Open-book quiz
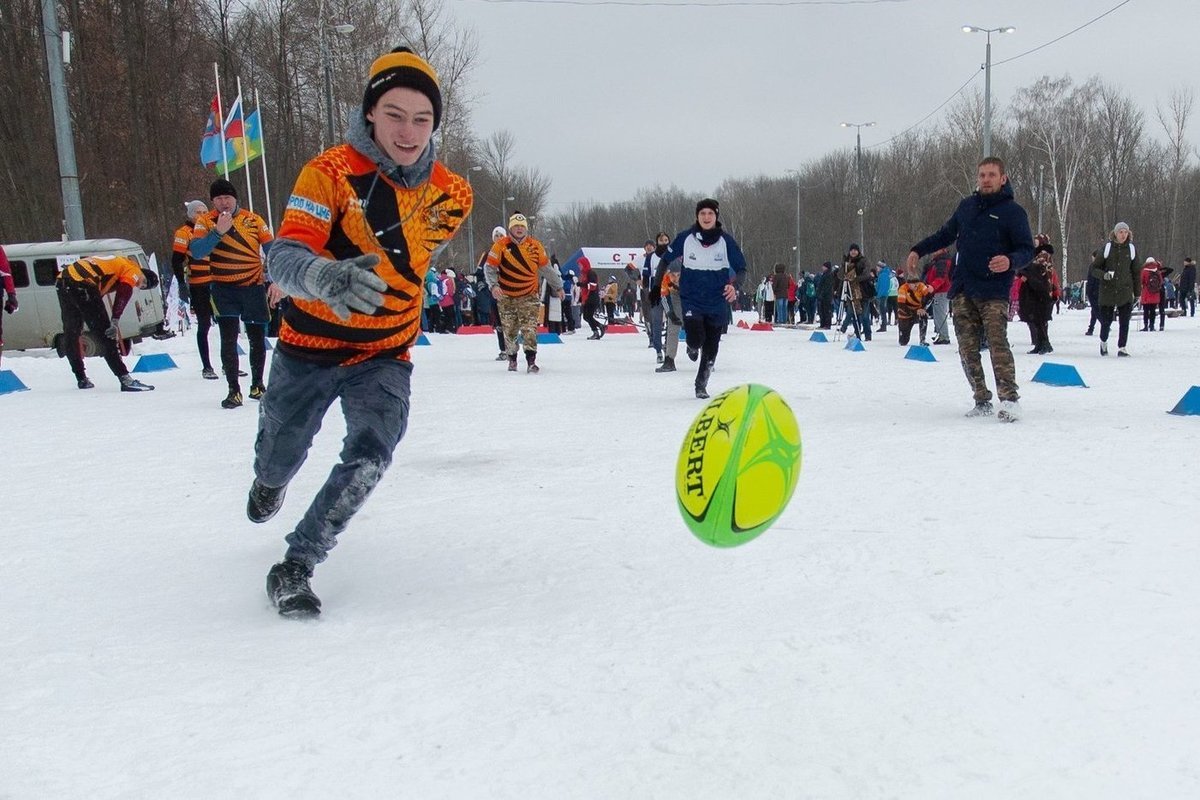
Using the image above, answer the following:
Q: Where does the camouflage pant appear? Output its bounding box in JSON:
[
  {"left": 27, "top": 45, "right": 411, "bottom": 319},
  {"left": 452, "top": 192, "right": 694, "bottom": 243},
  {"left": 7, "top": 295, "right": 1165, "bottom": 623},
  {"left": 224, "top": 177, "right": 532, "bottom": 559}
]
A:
[
  {"left": 951, "top": 296, "right": 1018, "bottom": 404},
  {"left": 498, "top": 294, "right": 543, "bottom": 356},
  {"left": 662, "top": 293, "right": 682, "bottom": 359}
]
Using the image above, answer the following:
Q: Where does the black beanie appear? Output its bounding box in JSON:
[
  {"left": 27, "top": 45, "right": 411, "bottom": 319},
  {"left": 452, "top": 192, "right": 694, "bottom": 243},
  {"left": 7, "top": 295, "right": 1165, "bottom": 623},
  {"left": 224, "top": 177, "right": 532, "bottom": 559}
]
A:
[
  {"left": 210, "top": 178, "right": 238, "bottom": 200},
  {"left": 848, "top": 243, "right": 860, "bottom": 253},
  {"left": 695, "top": 198, "right": 720, "bottom": 217},
  {"left": 362, "top": 47, "right": 442, "bottom": 131},
  {"left": 141, "top": 269, "right": 160, "bottom": 290}
]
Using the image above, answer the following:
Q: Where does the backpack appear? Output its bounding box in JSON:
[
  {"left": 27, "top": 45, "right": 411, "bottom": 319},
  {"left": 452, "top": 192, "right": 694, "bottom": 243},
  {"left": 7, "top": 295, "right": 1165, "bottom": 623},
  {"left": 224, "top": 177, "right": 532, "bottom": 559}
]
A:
[
  {"left": 1146, "top": 269, "right": 1162, "bottom": 294},
  {"left": 1102, "top": 241, "right": 1136, "bottom": 264}
]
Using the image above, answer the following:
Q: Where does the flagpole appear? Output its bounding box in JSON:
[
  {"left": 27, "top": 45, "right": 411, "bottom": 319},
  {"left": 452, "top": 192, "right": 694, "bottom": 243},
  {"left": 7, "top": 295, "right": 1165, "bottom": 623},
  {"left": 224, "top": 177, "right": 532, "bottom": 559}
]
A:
[
  {"left": 255, "top": 87, "right": 275, "bottom": 232},
  {"left": 214, "top": 62, "right": 229, "bottom": 179},
  {"left": 236, "top": 76, "right": 255, "bottom": 213}
]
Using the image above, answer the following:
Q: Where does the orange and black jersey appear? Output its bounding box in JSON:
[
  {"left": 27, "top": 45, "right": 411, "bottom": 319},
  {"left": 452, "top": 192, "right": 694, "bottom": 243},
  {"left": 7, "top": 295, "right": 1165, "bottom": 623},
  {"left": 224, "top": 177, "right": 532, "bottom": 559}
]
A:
[
  {"left": 58, "top": 255, "right": 143, "bottom": 295},
  {"left": 272, "top": 144, "right": 472, "bottom": 366},
  {"left": 191, "top": 208, "right": 273, "bottom": 286},
  {"left": 173, "top": 222, "right": 211, "bottom": 285},
  {"left": 485, "top": 236, "right": 551, "bottom": 298}
]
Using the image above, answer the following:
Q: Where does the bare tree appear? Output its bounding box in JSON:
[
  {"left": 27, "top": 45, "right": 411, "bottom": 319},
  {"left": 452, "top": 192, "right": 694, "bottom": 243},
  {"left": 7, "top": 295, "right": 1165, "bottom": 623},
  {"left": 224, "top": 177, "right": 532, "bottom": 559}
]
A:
[
  {"left": 1156, "top": 87, "right": 1195, "bottom": 265},
  {"left": 1011, "top": 75, "right": 1100, "bottom": 284}
]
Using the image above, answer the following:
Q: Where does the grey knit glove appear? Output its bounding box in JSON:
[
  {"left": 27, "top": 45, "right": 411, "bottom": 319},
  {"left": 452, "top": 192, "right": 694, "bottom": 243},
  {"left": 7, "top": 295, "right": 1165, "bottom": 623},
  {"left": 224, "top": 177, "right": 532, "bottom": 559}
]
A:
[{"left": 302, "top": 254, "right": 388, "bottom": 320}]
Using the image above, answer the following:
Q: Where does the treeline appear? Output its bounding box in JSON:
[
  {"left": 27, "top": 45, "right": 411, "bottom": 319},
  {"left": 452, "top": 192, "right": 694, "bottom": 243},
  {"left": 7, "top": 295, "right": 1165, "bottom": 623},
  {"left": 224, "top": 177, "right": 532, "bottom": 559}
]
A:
[
  {"left": 2, "top": 1, "right": 1196, "bottom": 286},
  {"left": 0, "top": 0, "right": 549, "bottom": 268},
  {"left": 548, "top": 77, "right": 1199, "bottom": 286}
]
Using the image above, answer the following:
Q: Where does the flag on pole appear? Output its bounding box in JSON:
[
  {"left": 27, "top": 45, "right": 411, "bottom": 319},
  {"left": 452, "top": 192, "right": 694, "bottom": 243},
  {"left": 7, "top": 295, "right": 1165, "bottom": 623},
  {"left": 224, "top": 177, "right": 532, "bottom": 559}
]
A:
[
  {"left": 199, "top": 96, "right": 223, "bottom": 167},
  {"left": 223, "top": 94, "right": 245, "bottom": 141},
  {"left": 221, "top": 109, "right": 264, "bottom": 172}
]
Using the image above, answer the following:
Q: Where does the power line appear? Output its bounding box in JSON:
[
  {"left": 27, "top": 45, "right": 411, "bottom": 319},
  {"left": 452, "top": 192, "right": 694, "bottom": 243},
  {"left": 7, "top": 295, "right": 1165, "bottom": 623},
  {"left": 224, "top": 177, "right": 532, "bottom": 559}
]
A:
[
  {"left": 993, "top": 0, "right": 1137, "bottom": 67},
  {"left": 867, "top": 0, "right": 1137, "bottom": 149},
  {"left": 866, "top": 70, "right": 981, "bottom": 149}
]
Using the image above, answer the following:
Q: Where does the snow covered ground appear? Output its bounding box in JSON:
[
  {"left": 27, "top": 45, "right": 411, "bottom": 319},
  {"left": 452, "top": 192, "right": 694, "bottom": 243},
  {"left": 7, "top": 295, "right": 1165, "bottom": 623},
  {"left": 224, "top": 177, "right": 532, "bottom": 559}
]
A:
[{"left": 3, "top": 309, "right": 1199, "bottom": 798}]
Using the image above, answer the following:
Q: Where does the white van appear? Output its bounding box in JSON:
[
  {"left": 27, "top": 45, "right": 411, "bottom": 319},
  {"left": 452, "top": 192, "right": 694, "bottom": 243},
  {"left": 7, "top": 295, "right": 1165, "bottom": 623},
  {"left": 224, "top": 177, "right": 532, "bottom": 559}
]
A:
[{"left": 3, "top": 238, "right": 165, "bottom": 355}]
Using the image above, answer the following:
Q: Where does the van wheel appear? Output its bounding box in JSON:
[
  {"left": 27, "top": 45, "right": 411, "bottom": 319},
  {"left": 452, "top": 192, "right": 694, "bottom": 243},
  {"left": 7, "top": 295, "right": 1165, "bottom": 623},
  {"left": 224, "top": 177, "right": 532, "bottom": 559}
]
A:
[{"left": 80, "top": 332, "right": 105, "bottom": 358}]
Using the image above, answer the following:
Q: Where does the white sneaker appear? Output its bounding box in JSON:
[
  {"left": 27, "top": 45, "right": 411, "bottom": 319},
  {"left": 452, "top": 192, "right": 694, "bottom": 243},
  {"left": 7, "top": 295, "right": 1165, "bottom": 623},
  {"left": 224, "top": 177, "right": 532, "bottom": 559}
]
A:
[{"left": 997, "top": 400, "right": 1021, "bottom": 423}]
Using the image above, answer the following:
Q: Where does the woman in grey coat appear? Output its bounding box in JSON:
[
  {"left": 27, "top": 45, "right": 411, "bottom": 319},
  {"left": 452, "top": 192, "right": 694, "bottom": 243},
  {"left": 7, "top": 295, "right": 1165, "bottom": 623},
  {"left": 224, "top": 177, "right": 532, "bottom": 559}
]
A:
[{"left": 1088, "top": 222, "right": 1141, "bottom": 357}]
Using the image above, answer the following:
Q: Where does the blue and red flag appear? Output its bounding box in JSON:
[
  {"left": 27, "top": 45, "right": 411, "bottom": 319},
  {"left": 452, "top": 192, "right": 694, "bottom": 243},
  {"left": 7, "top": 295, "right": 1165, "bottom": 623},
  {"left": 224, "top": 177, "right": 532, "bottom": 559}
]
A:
[{"left": 199, "top": 96, "right": 223, "bottom": 167}]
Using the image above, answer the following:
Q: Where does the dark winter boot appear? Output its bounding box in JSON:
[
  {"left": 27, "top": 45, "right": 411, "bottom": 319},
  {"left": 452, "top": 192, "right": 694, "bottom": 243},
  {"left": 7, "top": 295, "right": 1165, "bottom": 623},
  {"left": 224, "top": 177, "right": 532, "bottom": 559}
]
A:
[
  {"left": 695, "top": 361, "right": 712, "bottom": 400},
  {"left": 655, "top": 357, "right": 676, "bottom": 373},
  {"left": 247, "top": 479, "right": 288, "bottom": 524},
  {"left": 526, "top": 351, "right": 539, "bottom": 374},
  {"left": 77, "top": 377, "right": 95, "bottom": 389},
  {"left": 222, "top": 388, "right": 243, "bottom": 408},
  {"left": 507, "top": 354, "right": 518, "bottom": 372},
  {"left": 266, "top": 559, "right": 321, "bottom": 618}
]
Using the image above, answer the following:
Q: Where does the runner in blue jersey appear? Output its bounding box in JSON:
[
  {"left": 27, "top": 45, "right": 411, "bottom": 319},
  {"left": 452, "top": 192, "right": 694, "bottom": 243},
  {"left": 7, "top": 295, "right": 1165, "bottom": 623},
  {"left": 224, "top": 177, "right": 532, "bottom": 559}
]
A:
[{"left": 659, "top": 198, "right": 747, "bottom": 399}]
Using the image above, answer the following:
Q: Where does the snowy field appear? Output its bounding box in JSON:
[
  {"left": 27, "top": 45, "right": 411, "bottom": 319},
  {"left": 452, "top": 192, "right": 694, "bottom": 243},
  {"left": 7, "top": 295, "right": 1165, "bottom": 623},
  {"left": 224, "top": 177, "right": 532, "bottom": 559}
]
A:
[{"left": 3, "top": 308, "right": 1199, "bottom": 798}]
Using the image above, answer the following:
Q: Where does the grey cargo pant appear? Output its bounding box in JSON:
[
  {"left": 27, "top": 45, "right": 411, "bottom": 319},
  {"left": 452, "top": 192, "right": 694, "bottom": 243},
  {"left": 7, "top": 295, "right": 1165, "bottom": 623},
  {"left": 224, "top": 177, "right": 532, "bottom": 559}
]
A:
[{"left": 254, "top": 349, "right": 413, "bottom": 569}]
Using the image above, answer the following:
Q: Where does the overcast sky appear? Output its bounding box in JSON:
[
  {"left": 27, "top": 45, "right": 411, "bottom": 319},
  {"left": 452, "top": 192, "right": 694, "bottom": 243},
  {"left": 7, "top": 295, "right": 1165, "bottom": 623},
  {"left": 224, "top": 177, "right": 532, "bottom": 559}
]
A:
[{"left": 451, "top": 0, "right": 1194, "bottom": 213}]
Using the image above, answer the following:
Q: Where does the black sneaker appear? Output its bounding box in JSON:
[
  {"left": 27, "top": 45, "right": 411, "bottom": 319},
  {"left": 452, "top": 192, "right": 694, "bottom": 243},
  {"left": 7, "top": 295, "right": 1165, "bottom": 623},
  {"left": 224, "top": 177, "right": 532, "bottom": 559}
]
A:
[
  {"left": 201, "top": 367, "right": 219, "bottom": 380},
  {"left": 77, "top": 378, "right": 95, "bottom": 389},
  {"left": 222, "top": 389, "right": 243, "bottom": 409},
  {"left": 266, "top": 559, "right": 321, "bottom": 618},
  {"left": 598, "top": 324, "right": 607, "bottom": 339},
  {"left": 686, "top": 346, "right": 699, "bottom": 362},
  {"left": 655, "top": 357, "right": 676, "bottom": 373},
  {"left": 247, "top": 479, "right": 288, "bottom": 523},
  {"left": 119, "top": 376, "right": 155, "bottom": 392},
  {"left": 248, "top": 384, "right": 266, "bottom": 400}
]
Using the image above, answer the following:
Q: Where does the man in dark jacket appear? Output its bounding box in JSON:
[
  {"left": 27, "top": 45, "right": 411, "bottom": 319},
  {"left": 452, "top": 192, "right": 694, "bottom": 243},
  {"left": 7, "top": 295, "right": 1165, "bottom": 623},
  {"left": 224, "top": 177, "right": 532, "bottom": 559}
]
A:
[
  {"left": 816, "top": 262, "right": 835, "bottom": 329},
  {"left": 905, "top": 157, "right": 1034, "bottom": 422},
  {"left": 1178, "top": 257, "right": 1196, "bottom": 317}
]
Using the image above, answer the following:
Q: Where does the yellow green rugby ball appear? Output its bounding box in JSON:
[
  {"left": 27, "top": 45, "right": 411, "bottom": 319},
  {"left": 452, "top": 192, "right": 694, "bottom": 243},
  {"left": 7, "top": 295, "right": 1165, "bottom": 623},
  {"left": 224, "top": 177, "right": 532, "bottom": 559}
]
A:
[{"left": 676, "top": 383, "right": 803, "bottom": 548}]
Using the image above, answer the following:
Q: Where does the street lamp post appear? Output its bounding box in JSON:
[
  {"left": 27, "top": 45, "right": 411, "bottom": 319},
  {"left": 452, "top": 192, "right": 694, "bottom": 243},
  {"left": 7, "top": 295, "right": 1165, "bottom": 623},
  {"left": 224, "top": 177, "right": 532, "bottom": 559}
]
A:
[
  {"left": 501, "top": 195, "right": 515, "bottom": 227},
  {"left": 466, "top": 165, "right": 483, "bottom": 262},
  {"left": 840, "top": 121, "right": 875, "bottom": 254},
  {"left": 318, "top": 1, "right": 355, "bottom": 148},
  {"left": 962, "top": 25, "right": 1015, "bottom": 158},
  {"left": 1036, "top": 163, "right": 1045, "bottom": 233},
  {"left": 785, "top": 169, "right": 802, "bottom": 275}
]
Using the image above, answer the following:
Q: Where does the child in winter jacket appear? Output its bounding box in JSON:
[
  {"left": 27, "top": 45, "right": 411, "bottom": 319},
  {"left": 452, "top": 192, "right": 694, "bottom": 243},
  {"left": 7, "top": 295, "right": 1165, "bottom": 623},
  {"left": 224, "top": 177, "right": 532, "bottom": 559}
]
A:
[
  {"left": 895, "top": 273, "right": 932, "bottom": 346},
  {"left": 1140, "top": 258, "right": 1163, "bottom": 331}
]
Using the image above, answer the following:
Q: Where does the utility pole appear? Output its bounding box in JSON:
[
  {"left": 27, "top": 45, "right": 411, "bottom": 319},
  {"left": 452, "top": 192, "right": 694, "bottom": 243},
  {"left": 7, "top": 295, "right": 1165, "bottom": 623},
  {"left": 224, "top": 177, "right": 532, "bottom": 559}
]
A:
[
  {"left": 841, "top": 122, "right": 875, "bottom": 254},
  {"left": 41, "top": 0, "right": 85, "bottom": 240},
  {"left": 1036, "top": 164, "right": 1045, "bottom": 233},
  {"left": 962, "top": 25, "right": 1016, "bottom": 159}
]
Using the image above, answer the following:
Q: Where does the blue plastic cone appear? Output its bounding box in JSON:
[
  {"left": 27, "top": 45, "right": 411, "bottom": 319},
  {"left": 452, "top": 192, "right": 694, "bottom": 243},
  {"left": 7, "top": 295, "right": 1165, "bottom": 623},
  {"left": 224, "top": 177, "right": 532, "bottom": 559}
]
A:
[
  {"left": 905, "top": 345, "right": 936, "bottom": 362},
  {"left": 1031, "top": 362, "right": 1087, "bottom": 388},
  {"left": 844, "top": 337, "right": 866, "bottom": 352},
  {"left": 1168, "top": 385, "right": 1200, "bottom": 416},
  {"left": 809, "top": 331, "right": 828, "bottom": 343},
  {"left": 536, "top": 332, "right": 562, "bottom": 344},
  {"left": 415, "top": 333, "right": 431, "bottom": 346},
  {"left": 132, "top": 353, "right": 179, "bottom": 373},
  {"left": 0, "top": 370, "right": 30, "bottom": 394}
]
